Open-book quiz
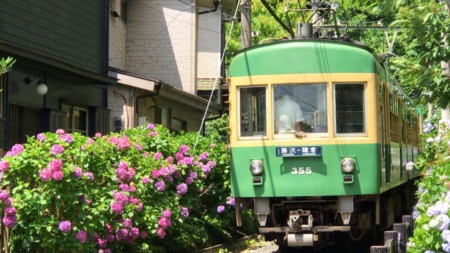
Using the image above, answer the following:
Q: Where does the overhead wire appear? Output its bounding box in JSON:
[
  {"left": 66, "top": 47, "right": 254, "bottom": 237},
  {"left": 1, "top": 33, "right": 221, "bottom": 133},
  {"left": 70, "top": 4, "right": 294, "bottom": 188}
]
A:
[{"left": 193, "top": 0, "right": 242, "bottom": 150}]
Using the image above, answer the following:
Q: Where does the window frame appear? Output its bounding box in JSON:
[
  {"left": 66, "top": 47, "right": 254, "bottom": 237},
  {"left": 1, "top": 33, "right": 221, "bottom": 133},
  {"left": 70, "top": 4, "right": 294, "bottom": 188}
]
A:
[
  {"left": 61, "top": 103, "right": 89, "bottom": 136},
  {"left": 333, "top": 83, "right": 367, "bottom": 136},
  {"left": 238, "top": 85, "right": 268, "bottom": 139}
]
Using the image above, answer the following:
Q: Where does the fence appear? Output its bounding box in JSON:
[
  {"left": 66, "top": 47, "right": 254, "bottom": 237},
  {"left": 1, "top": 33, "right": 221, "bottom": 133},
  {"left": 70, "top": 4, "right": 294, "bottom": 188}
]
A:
[{"left": 370, "top": 215, "right": 414, "bottom": 253}]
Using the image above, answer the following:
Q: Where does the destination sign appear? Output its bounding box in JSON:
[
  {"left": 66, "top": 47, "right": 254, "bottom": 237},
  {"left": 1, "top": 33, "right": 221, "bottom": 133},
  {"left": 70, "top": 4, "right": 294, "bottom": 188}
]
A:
[{"left": 275, "top": 146, "right": 322, "bottom": 157}]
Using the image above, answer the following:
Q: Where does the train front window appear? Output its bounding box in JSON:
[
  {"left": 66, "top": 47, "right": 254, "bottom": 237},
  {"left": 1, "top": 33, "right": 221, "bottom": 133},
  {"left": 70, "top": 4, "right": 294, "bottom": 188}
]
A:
[
  {"left": 273, "top": 84, "right": 327, "bottom": 136},
  {"left": 239, "top": 87, "right": 267, "bottom": 137},
  {"left": 334, "top": 84, "right": 365, "bottom": 134}
]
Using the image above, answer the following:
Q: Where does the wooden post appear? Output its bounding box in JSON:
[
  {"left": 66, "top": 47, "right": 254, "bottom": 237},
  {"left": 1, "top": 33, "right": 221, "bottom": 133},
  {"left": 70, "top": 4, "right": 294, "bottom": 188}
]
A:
[
  {"left": 402, "top": 215, "right": 414, "bottom": 237},
  {"left": 240, "top": 0, "right": 251, "bottom": 49},
  {"left": 394, "top": 223, "right": 407, "bottom": 253},
  {"left": 370, "top": 246, "right": 389, "bottom": 253},
  {"left": 384, "top": 231, "right": 399, "bottom": 253}
]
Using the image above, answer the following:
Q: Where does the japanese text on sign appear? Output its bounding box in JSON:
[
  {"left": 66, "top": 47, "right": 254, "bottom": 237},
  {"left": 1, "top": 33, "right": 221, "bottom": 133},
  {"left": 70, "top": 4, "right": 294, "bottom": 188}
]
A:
[{"left": 275, "top": 146, "right": 322, "bottom": 157}]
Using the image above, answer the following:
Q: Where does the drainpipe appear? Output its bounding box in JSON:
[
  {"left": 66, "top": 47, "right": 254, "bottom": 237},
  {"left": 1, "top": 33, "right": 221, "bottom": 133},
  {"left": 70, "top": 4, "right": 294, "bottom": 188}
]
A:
[{"left": 135, "top": 83, "right": 163, "bottom": 116}]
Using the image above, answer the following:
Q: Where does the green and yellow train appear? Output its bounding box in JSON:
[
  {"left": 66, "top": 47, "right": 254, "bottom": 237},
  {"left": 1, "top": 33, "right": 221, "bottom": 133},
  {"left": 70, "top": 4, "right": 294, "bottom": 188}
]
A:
[{"left": 228, "top": 27, "right": 421, "bottom": 250}]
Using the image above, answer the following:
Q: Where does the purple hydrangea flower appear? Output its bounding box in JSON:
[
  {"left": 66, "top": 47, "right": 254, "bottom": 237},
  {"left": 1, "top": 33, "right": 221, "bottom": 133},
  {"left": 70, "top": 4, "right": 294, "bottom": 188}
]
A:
[
  {"left": 227, "top": 197, "right": 236, "bottom": 206},
  {"left": 130, "top": 227, "right": 140, "bottom": 238},
  {"left": 176, "top": 183, "right": 188, "bottom": 195},
  {"left": 37, "top": 133, "right": 46, "bottom": 141},
  {"left": 147, "top": 123, "right": 155, "bottom": 130},
  {"left": 217, "top": 205, "right": 225, "bottom": 213},
  {"left": 0, "top": 191, "right": 9, "bottom": 201},
  {"left": 72, "top": 166, "right": 83, "bottom": 178},
  {"left": 3, "top": 215, "right": 17, "bottom": 228},
  {"left": 59, "top": 220, "right": 72, "bottom": 233},
  {"left": 185, "top": 177, "right": 194, "bottom": 185},
  {"left": 163, "top": 209, "right": 172, "bottom": 218},
  {"left": 155, "top": 180, "right": 165, "bottom": 191},
  {"left": 181, "top": 207, "right": 189, "bottom": 218},
  {"left": 140, "top": 231, "right": 149, "bottom": 238},
  {"left": 84, "top": 172, "right": 94, "bottom": 181}
]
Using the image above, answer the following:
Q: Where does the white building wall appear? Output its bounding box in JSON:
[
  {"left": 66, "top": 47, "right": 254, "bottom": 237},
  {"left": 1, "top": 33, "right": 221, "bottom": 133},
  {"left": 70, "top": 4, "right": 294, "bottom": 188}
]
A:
[
  {"left": 197, "top": 12, "right": 221, "bottom": 80},
  {"left": 126, "top": 0, "right": 197, "bottom": 94}
]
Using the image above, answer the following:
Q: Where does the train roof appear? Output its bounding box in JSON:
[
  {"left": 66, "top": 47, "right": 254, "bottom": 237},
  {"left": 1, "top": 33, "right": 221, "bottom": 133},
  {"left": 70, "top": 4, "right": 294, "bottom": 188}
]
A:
[{"left": 229, "top": 39, "right": 378, "bottom": 77}]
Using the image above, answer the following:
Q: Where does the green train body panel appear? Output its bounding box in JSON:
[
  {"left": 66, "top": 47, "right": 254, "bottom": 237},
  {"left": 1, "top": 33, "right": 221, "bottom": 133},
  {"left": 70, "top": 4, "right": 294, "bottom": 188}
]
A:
[
  {"left": 231, "top": 144, "right": 382, "bottom": 197},
  {"left": 229, "top": 40, "right": 376, "bottom": 77}
]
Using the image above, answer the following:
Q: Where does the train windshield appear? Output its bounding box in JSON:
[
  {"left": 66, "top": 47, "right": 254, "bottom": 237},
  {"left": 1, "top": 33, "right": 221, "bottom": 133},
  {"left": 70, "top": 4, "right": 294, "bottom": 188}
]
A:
[
  {"left": 273, "top": 84, "right": 327, "bottom": 136},
  {"left": 334, "top": 84, "right": 365, "bottom": 134}
]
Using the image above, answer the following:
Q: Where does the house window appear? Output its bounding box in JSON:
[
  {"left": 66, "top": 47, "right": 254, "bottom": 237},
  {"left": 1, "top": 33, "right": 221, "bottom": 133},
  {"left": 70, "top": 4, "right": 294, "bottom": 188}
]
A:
[
  {"left": 172, "top": 118, "right": 187, "bottom": 132},
  {"left": 62, "top": 104, "right": 89, "bottom": 135}
]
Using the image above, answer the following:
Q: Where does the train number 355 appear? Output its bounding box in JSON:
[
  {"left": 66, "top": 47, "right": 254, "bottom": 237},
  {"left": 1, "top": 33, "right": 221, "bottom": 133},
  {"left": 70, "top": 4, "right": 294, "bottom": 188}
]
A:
[{"left": 291, "top": 167, "right": 312, "bottom": 175}]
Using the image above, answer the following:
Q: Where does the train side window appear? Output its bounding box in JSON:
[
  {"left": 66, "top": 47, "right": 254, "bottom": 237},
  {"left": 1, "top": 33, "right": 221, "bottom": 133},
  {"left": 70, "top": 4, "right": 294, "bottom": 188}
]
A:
[
  {"left": 334, "top": 84, "right": 365, "bottom": 134},
  {"left": 273, "top": 84, "right": 328, "bottom": 136},
  {"left": 239, "top": 87, "right": 267, "bottom": 137}
]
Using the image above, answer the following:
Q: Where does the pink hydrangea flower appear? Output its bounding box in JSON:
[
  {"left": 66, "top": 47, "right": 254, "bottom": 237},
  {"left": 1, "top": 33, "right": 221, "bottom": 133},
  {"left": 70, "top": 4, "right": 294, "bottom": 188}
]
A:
[
  {"left": 84, "top": 172, "right": 94, "bottom": 181},
  {"left": 153, "top": 152, "right": 163, "bottom": 161},
  {"left": 217, "top": 205, "right": 225, "bottom": 213},
  {"left": 179, "top": 145, "right": 189, "bottom": 154},
  {"left": 49, "top": 159, "right": 63, "bottom": 171},
  {"left": 6, "top": 144, "right": 24, "bottom": 157},
  {"left": 140, "top": 231, "right": 149, "bottom": 238},
  {"left": 142, "top": 152, "right": 149, "bottom": 157},
  {"left": 76, "top": 230, "right": 87, "bottom": 243},
  {"left": 156, "top": 227, "right": 166, "bottom": 239},
  {"left": 58, "top": 220, "right": 72, "bottom": 233},
  {"left": 147, "top": 123, "right": 155, "bottom": 130},
  {"left": 59, "top": 133, "right": 74, "bottom": 143},
  {"left": 123, "top": 218, "right": 132, "bottom": 228},
  {"left": 52, "top": 171, "right": 63, "bottom": 181},
  {"left": 56, "top": 129, "right": 65, "bottom": 134},
  {"left": 162, "top": 209, "right": 172, "bottom": 218},
  {"left": 142, "top": 177, "right": 150, "bottom": 184},
  {"left": 39, "top": 168, "right": 53, "bottom": 182},
  {"left": 110, "top": 203, "right": 124, "bottom": 214},
  {"left": 0, "top": 161, "right": 10, "bottom": 172}
]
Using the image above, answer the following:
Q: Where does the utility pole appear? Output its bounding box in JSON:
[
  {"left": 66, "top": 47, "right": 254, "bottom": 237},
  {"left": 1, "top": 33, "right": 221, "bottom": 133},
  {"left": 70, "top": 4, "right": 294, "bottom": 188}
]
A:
[{"left": 240, "top": 0, "right": 251, "bottom": 49}]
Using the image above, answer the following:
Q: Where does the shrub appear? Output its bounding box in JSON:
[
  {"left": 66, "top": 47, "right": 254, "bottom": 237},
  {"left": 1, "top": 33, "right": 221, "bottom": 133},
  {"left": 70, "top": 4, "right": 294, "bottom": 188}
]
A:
[
  {"left": 0, "top": 119, "right": 255, "bottom": 252},
  {"left": 408, "top": 117, "right": 450, "bottom": 253}
]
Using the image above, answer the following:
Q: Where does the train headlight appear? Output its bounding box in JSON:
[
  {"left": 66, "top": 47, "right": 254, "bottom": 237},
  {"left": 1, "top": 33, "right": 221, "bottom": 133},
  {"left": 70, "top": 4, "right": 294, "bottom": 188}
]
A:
[
  {"left": 250, "top": 160, "right": 264, "bottom": 175},
  {"left": 340, "top": 158, "right": 355, "bottom": 173}
]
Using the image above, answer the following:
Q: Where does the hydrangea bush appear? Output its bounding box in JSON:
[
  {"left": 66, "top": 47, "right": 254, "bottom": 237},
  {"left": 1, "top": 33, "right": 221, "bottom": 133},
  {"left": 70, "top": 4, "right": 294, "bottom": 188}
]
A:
[
  {"left": 408, "top": 117, "right": 450, "bottom": 253},
  {"left": 0, "top": 117, "right": 256, "bottom": 252}
]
